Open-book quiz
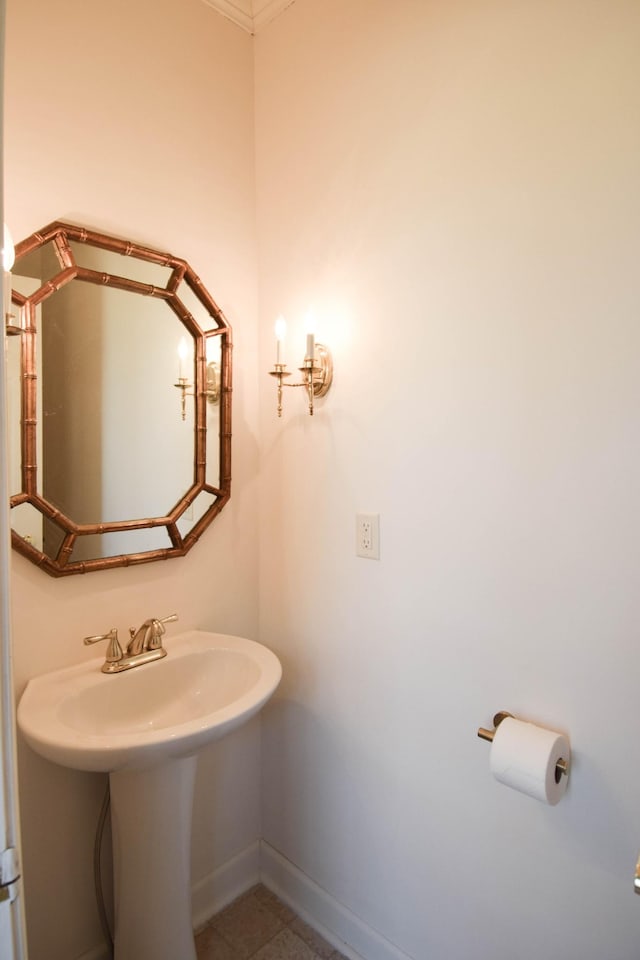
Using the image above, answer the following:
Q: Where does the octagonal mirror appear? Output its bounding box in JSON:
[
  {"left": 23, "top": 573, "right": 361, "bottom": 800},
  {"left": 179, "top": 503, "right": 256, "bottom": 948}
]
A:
[{"left": 7, "top": 221, "right": 232, "bottom": 576}]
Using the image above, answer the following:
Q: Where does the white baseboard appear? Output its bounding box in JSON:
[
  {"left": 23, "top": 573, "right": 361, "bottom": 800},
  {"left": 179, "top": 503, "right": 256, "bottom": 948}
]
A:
[
  {"left": 191, "top": 839, "right": 261, "bottom": 930},
  {"left": 78, "top": 839, "right": 412, "bottom": 960},
  {"left": 259, "top": 841, "right": 414, "bottom": 960}
]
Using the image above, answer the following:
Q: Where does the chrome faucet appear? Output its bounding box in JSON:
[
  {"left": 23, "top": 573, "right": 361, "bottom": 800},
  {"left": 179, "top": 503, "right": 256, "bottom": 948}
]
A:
[{"left": 84, "top": 614, "right": 178, "bottom": 674}]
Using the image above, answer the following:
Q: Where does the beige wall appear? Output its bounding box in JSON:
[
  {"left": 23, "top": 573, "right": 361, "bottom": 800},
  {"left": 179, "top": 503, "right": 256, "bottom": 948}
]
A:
[
  {"left": 255, "top": 1, "right": 640, "bottom": 958},
  {"left": 5, "top": 1, "right": 259, "bottom": 958}
]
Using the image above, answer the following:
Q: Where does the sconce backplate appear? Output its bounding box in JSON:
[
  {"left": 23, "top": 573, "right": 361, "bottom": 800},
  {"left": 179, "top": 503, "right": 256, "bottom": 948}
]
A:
[{"left": 312, "top": 343, "right": 333, "bottom": 397}]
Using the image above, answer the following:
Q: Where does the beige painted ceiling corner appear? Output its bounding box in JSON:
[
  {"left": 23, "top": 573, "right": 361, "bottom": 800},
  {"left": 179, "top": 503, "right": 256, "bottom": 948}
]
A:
[{"left": 201, "top": 0, "right": 296, "bottom": 34}]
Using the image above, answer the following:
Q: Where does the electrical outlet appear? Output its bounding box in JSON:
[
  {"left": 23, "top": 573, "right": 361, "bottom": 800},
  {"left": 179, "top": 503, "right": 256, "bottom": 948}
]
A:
[{"left": 356, "top": 513, "right": 380, "bottom": 560}]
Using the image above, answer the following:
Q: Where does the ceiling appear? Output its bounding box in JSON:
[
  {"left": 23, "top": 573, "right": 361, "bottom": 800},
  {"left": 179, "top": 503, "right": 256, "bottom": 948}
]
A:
[{"left": 201, "top": 0, "right": 296, "bottom": 34}]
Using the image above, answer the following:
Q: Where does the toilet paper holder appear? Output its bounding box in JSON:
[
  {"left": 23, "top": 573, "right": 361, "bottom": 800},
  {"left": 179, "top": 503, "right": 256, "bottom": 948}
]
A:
[{"left": 477, "top": 711, "right": 569, "bottom": 782}]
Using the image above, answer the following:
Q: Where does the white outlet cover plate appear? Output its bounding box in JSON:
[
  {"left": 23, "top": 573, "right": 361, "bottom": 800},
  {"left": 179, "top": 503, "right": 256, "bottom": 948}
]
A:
[{"left": 356, "top": 513, "right": 380, "bottom": 560}]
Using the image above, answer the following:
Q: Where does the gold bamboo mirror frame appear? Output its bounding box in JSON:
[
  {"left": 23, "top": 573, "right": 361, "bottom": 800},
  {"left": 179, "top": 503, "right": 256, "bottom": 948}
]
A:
[{"left": 7, "top": 221, "right": 232, "bottom": 577}]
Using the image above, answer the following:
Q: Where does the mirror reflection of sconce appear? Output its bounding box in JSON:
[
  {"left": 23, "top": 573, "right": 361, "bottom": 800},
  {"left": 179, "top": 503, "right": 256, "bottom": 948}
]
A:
[
  {"left": 269, "top": 314, "right": 333, "bottom": 417},
  {"left": 3, "top": 224, "right": 22, "bottom": 336},
  {"left": 174, "top": 337, "right": 221, "bottom": 421}
]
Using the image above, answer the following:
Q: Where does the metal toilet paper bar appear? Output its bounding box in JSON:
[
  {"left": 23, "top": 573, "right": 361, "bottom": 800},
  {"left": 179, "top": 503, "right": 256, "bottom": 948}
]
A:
[{"left": 477, "top": 711, "right": 569, "bottom": 784}]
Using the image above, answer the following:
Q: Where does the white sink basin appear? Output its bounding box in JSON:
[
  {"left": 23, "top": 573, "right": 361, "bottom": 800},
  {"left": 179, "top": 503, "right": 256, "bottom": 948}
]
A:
[
  {"left": 18, "top": 629, "right": 282, "bottom": 772},
  {"left": 18, "top": 629, "right": 282, "bottom": 960}
]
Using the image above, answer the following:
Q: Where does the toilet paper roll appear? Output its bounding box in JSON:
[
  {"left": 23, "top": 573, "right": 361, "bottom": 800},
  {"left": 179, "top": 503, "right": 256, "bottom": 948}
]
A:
[{"left": 489, "top": 717, "right": 570, "bottom": 805}]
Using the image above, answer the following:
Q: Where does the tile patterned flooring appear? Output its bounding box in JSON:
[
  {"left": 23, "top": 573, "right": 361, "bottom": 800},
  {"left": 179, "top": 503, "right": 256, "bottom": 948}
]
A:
[{"left": 195, "top": 885, "right": 349, "bottom": 960}]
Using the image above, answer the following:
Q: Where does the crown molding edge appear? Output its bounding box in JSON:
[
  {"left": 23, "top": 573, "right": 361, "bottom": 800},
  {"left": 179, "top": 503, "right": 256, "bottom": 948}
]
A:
[
  {"left": 200, "top": 0, "right": 254, "bottom": 34},
  {"left": 201, "top": 0, "right": 296, "bottom": 35},
  {"left": 252, "top": 0, "right": 297, "bottom": 32}
]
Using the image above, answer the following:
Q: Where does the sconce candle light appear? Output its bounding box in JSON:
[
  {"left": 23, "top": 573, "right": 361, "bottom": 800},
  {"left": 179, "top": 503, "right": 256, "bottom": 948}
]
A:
[
  {"left": 275, "top": 315, "right": 286, "bottom": 365},
  {"left": 174, "top": 337, "right": 192, "bottom": 421},
  {"left": 174, "top": 336, "right": 220, "bottom": 421},
  {"left": 305, "top": 312, "right": 315, "bottom": 363},
  {"left": 269, "top": 314, "right": 333, "bottom": 417}
]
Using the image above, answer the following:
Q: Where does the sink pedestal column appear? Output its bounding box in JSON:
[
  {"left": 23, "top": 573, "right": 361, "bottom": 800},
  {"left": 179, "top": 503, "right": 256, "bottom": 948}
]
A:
[{"left": 109, "top": 755, "right": 198, "bottom": 960}]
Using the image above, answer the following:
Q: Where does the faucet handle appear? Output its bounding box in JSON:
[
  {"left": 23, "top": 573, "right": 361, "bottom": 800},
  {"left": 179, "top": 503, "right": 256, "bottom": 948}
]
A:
[
  {"left": 158, "top": 614, "right": 178, "bottom": 627},
  {"left": 147, "top": 614, "right": 178, "bottom": 650},
  {"left": 83, "top": 627, "right": 123, "bottom": 663}
]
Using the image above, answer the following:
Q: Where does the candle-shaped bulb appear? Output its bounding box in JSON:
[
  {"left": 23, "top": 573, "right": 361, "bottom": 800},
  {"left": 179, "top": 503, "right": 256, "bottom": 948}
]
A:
[
  {"left": 275, "top": 315, "right": 286, "bottom": 364},
  {"left": 305, "top": 310, "right": 316, "bottom": 360},
  {"left": 178, "top": 336, "right": 189, "bottom": 379}
]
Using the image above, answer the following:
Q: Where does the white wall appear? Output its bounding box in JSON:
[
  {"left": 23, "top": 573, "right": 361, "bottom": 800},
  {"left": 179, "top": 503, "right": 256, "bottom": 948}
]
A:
[
  {"left": 255, "top": 2, "right": 640, "bottom": 958},
  {"left": 7, "top": 1, "right": 640, "bottom": 958},
  {"left": 5, "top": 1, "right": 260, "bottom": 957}
]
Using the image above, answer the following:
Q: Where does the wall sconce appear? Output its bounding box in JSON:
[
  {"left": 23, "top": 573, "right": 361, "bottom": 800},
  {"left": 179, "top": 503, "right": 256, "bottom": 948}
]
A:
[
  {"left": 2, "top": 224, "right": 21, "bottom": 336},
  {"left": 269, "top": 315, "right": 333, "bottom": 417},
  {"left": 174, "top": 336, "right": 220, "bottom": 420}
]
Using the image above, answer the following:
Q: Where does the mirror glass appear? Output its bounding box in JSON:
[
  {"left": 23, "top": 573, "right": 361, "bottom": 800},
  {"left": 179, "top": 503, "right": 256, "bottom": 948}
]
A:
[{"left": 8, "top": 221, "right": 232, "bottom": 576}]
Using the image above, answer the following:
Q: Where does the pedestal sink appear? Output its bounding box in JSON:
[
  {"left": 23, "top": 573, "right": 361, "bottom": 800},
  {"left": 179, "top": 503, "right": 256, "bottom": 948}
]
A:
[{"left": 17, "top": 630, "right": 282, "bottom": 960}]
